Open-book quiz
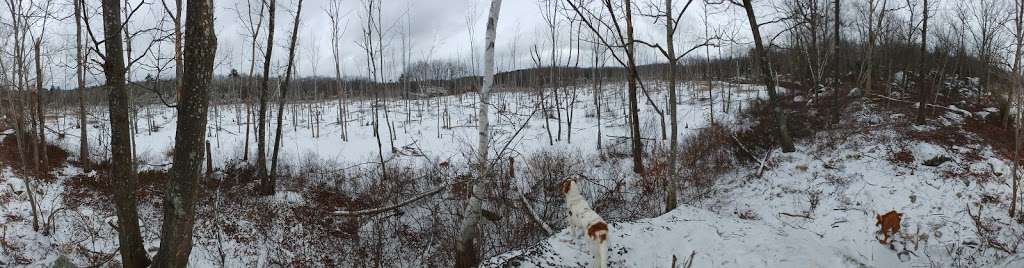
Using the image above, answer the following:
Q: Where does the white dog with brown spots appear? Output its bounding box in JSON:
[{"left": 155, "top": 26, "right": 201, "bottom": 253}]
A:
[{"left": 561, "top": 177, "right": 608, "bottom": 268}]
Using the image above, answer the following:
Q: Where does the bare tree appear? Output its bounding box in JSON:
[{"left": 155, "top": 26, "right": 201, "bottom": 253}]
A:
[
  {"left": 915, "top": 0, "right": 930, "bottom": 125},
  {"left": 456, "top": 1, "right": 502, "bottom": 266},
  {"left": 234, "top": 0, "right": 266, "bottom": 162},
  {"left": 860, "top": 0, "right": 892, "bottom": 95},
  {"left": 151, "top": 0, "right": 217, "bottom": 265},
  {"left": 565, "top": 0, "right": 647, "bottom": 173},
  {"left": 326, "top": 0, "right": 349, "bottom": 142},
  {"left": 75, "top": 0, "right": 89, "bottom": 171},
  {"left": 1010, "top": 0, "right": 1024, "bottom": 217},
  {"left": 736, "top": 0, "right": 796, "bottom": 152},
  {"left": 270, "top": 0, "right": 305, "bottom": 187},
  {"left": 4, "top": 0, "right": 39, "bottom": 233},
  {"left": 256, "top": 0, "right": 278, "bottom": 195},
  {"left": 99, "top": 0, "right": 150, "bottom": 265}
]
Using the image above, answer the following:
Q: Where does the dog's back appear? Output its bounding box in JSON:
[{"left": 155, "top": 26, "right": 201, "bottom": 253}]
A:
[{"left": 876, "top": 210, "right": 902, "bottom": 244}]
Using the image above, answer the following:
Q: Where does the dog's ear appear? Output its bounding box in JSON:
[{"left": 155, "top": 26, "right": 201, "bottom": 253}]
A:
[{"left": 561, "top": 179, "right": 573, "bottom": 194}]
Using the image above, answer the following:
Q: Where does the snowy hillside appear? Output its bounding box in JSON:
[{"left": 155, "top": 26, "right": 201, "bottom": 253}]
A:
[{"left": 486, "top": 99, "right": 1024, "bottom": 267}]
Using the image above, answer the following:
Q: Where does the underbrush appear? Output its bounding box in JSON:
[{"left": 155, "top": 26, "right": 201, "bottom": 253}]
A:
[{"left": 0, "top": 134, "right": 70, "bottom": 181}]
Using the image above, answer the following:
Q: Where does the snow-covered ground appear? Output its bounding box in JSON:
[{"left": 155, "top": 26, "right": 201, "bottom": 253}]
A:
[
  {"left": 45, "top": 81, "right": 762, "bottom": 172},
  {"left": 486, "top": 100, "right": 1024, "bottom": 267},
  {"left": 2, "top": 81, "right": 764, "bottom": 266},
  {"left": 13, "top": 79, "right": 1021, "bottom": 267}
]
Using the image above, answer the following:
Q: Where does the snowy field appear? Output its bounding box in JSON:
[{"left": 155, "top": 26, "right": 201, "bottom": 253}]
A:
[
  {"left": 3, "top": 81, "right": 767, "bottom": 266},
  {"left": 10, "top": 79, "right": 1023, "bottom": 267},
  {"left": 44, "top": 81, "right": 764, "bottom": 172}
]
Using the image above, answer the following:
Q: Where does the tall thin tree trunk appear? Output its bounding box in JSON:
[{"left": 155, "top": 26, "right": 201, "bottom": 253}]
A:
[
  {"left": 270, "top": 0, "right": 305, "bottom": 187},
  {"left": 152, "top": 0, "right": 217, "bottom": 265},
  {"left": 742, "top": 0, "right": 796, "bottom": 152},
  {"left": 664, "top": 0, "right": 679, "bottom": 212},
  {"left": 915, "top": 0, "right": 930, "bottom": 125},
  {"left": 100, "top": 0, "right": 150, "bottom": 265},
  {"left": 1010, "top": 0, "right": 1023, "bottom": 217},
  {"left": 256, "top": 0, "right": 278, "bottom": 195},
  {"left": 625, "top": 0, "right": 646, "bottom": 173},
  {"left": 75, "top": 0, "right": 89, "bottom": 171},
  {"left": 456, "top": 1, "right": 502, "bottom": 267},
  {"left": 831, "top": 0, "right": 841, "bottom": 124},
  {"left": 33, "top": 39, "right": 47, "bottom": 174}
]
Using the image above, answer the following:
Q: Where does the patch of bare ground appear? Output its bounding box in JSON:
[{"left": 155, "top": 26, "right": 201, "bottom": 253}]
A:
[{"left": 0, "top": 134, "right": 70, "bottom": 182}]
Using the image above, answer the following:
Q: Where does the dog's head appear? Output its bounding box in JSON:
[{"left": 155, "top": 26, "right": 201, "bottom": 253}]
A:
[{"left": 561, "top": 177, "right": 577, "bottom": 195}]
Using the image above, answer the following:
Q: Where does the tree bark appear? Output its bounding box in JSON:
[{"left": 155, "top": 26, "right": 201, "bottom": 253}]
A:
[
  {"left": 742, "top": 0, "right": 796, "bottom": 152},
  {"left": 75, "top": 0, "right": 89, "bottom": 171},
  {"left": 151, "top": 0, "right": 217, "bottom": 265},
  {"left": 270, "top": 0, "right": 305, "bottom": 186},
  {"left": 664, "top": 0, "right": 679, "bottom": 212},
  {"left": 1010, "top": 0, "right": 1023, "bottom": 217},
  {"left": 33, "top": 38, "right": 47, "bottom": 174},
  {"left": 831, "top": 0, "right": 841, "bottom": 124},
  {"left": 256, "top": 0, "right": 278, "bottom": 195},
  {"left": 625, "top": 0, "right": 646, "bottom": 173},
  {"left": 455, "top": 1, "right": 502, "bottom": 267},
  {"left": 915, "top": 0, "right": 930, "bottom": 125},
  {"left": 100, "top": 0, "right": 150, "bottom": 265}
]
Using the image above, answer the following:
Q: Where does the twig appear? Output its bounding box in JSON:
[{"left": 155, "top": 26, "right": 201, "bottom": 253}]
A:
[
  {"left": 332, "top": 181, "right": 452, "bottom": 217},
  {"left": 779, "top": 212, "right": 814, "bottom": 219},
  {"left": 685, "top": 250, "right": 696, "bottom": 268},
  {"left": 870, "top": 94, "right": 972, "bottom": 118}
]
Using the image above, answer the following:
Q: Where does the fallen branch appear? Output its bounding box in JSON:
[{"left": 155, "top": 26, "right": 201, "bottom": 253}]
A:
[
  {"left": 779, "top": 212, "right": 814, "bottom": 219},
  {"left": 757, "top": 148, "right": 773, "bottom": 178},
  {"left": 870, "top": 94, "right": 972, "bottom": 118},
  {"left": 730, "top": 134, "right": 766, "bottom": 167},
  {"left": 333, "top": 182, "right": 451, "bottom": 217},
  {"left": 519, "top": 191, "right": 553, "bottom": 235}
]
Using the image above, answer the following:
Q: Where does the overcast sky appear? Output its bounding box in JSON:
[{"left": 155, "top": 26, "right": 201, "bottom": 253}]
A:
[
  {"left": 39, "top": 0, "right": 750, "bottom": 88},
  {"left": 33, "top": 0, "right": 981, "bottom": 89}
]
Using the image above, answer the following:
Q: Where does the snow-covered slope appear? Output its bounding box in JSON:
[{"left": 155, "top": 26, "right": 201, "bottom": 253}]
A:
[
  {"left": 487, "top": 104, "right": 1024, "bottom": 267},
  {"left": 485, "top": 206, "right": 870, "bottom": 267}
]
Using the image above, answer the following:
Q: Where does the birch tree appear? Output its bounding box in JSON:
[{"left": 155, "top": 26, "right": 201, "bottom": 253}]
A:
[{"left": 455, "top": 1, "right": 502, "bottom": 266}]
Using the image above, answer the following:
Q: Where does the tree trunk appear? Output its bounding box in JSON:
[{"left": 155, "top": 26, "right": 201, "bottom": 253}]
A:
[
  {"left": 75, "top": 0, "right": 89, "bottom": 171},
  {"left": 625, "top": 0, "right": 646, "bottom": 173},
  {"left": 33, "top": 40, "right": 47, "bottom": 174},
  {"left": 915, "top": 0, "right": 930, "bottom": 125},
  {"left": 831, "top": 0, "right": 841, "bottom": 124},
  {"left": 151, "top": 0, "right": 217, "bottom": 265},
  {"left": 100, "top": 0, "right": 150, "bottom": 265},
  {"left": 664, "top": 0, "right": 679, "bottom": 212},
  {"left": 256, "top": 0, "right": 278, "bottom": 195},
  {"left": 455, "top": 1, "right": 502, "bottom": 267},
  {"left": 1010, "top": 0, "right": 1023, "bottom": 217},
  {"left": 742, "top": 0, "right": 796, "bottom": 152},
  {"left": 270, "top": 0, "right": 305, "bottom": 186}
]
